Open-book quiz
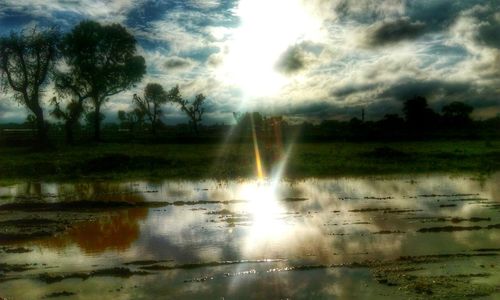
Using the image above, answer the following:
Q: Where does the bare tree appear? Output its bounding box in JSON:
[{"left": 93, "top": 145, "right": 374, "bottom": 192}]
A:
[
  {"left": 168, "top": 86, "right": 206, "bottom": 135},
  {"left": 133, "top": 83, "right": 167, "bottom": 134},
  {"left": 0, "top": 28, "right": 59, "bottom": 145}
]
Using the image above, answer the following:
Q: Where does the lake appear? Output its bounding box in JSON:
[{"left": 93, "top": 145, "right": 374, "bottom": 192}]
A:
[{"left": 1, "top": 173, "right": 499, "bottom": 299}]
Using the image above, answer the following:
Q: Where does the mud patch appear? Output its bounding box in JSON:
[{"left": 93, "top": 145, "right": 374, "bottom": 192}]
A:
[
  {"left": 43, "top": 291, "right": 76, "bottom": 298},
  {"left": 38, "top": 267, "right": 151, "bottom": 284}
]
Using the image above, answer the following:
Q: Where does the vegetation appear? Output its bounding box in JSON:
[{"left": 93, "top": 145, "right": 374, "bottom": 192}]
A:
[
  {"left": 132, "top": 83, "right": 168, "bottom": 135},
  {"left": 58, "top": 20, "right": 146, "bottom": 141},
  {"left": 167, "top": 85, "right": 206, "bottom": 135},
  {"left": 0, "top": 28, "right": 59, "bottom": 145},
  {"left": 0, "top": 20, "right": 498, "bottom": 183},
  {"left": 0, "top": 140, "right": 498, "bottom": 181}
]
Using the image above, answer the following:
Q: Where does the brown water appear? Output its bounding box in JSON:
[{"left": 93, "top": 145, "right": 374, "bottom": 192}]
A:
[{"left": 0, "top": 173, "right": 499, "bottom": 299}]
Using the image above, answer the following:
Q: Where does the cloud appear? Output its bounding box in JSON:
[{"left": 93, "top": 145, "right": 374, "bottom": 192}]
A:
[
  {"left": 275, "top": 46, "right": 306, "bottom": 74},
  {"left": 364, "top": 18, "right": 427, "bottom": 47},
  {"left": 189, "top": 0, "right": 221, "bottom": 10},
  {"left": 164, "top": 56, "right": 195, "bottom": 71},
  {"left": 0, "top": 0, "right": 144, "bottom": 24},
  {"left": 315, "top": 0, "right": 406, "bottom": 23},
  {"left": 379, "top": 79, "right": 472, "bottom": 101},
  {"left": 463, "top": 6, "right": 500, "bottom": 49},
  {"left": 331, "top": 83, "right": 379, "bottom": 98},
  {"left": 275, "top": 42, "right": 323, "bottom": 75},
  {"left": 0, "top": 0, "right": 499, "bottom": 123}
]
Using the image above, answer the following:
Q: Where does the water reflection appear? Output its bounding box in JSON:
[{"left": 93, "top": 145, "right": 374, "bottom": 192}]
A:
[
  {"left": 0, "top": 182, "right": 150, "bottom": 255},
  {"left": 38, "top": 208, "right": 148, "bottom": 254},
  {"left": 0, "top": 173, "right": 499, "bottom": 299}
]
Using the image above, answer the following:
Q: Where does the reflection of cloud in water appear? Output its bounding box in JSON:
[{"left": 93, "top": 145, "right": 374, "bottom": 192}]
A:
[
  {"left": 3, "top": 174, "right": 499, "bottom": 262},
  {"left": 1, "top": 173, "right": 499, "bottom": 299}
]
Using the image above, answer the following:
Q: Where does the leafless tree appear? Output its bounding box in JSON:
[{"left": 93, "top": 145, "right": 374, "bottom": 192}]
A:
[{"left": 0, "top": 28, "right": 59, "bottom": 145}]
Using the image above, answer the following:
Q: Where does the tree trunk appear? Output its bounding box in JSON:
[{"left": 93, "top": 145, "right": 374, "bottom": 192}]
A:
[
  {"left": 94, "top": 103, "right": 101, "bottom": 142},
  {"left": 192, "top": 120, "right": 199, "bottom": 136},
  {"left": 65, "top": 120, "right": 75, "bottom": 145},
  {"left": 33, "top": 105, "right": 48, "bottom": 146},
  {"left": 151, "top": 119, "right": 157, "bottom": 135}
]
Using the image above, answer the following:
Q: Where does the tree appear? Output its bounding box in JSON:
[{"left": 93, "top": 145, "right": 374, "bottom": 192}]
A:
[
  {"left": 0, "top": 28, "right": 59, "bottom": 145},
  {"left": 378, "top": 114, "right": 405, "bottom": 130},
  {"left": 133, "top": 83, "right": 167, "bottom": 134},
  {"left": 442, "top": 101, "right": 473, "bottom": 126},
  {"left": 84, "top": 111, "right": 105, "bottom": 133},
  {"left": 50, "top": 96, "right": 85, "bottom": 144},
  {"left": 168, "top": 86, "right": 206, "bottom": 134},
  {"left": 60, "top": 20, "right": 146, "bottom": 141},
  {"left": 117, "top": 109, "right": 145, "bottom": 132},
  {"left": 402, "top": 96, "right": 438, "bottom": 131}
]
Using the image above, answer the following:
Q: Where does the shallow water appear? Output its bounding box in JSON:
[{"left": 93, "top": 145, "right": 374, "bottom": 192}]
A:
[{"left": 0, "top": 173, "right": 499, "bottom": 299}]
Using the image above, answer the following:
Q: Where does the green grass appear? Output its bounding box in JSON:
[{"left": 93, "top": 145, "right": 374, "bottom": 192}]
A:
[{"left": 0, "top": 140, "right": 499, "bottom": 181}]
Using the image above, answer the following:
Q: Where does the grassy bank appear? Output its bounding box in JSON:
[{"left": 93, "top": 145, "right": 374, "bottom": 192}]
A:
[{"left": 0, "top": 140, "right": 499, "bottom": 181}]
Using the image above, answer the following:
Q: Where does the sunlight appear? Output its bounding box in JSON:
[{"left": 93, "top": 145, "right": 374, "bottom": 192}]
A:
[
  {"left": 250, "top": 113, "right": 265, "bottom": 179},
  {"left": 217, "top": 0, "right": 322, "bottom": 100},
  {"left": 239, "top": 181, "right": 287, "bottom": 239}
]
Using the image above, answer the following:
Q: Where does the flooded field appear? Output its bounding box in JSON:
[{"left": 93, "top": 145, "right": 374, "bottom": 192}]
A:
[{"left": 0, "top": 173, "right": 499, "bottom": 299}]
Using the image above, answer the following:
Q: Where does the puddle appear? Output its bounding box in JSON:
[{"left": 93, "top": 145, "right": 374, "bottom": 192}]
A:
[{"left": 0, "top": 173, "right": 499, "bottom": 299}]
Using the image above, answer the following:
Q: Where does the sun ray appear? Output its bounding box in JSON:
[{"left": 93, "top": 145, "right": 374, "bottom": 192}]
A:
[{"left": 250, "top": 114, "right": 265, "bottom": 179}]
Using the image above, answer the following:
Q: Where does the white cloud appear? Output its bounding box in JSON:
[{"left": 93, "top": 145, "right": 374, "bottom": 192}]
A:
[{"left": 0, "top": 0, "right": 145, "bottom": 22}]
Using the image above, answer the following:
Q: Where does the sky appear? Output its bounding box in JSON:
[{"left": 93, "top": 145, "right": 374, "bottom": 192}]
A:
[{"left": 0, "top": 0, "right": 499, "bottom": 124}]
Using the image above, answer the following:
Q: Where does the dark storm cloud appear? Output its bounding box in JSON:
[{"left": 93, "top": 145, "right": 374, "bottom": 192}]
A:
[
  {"left": 406, "top": 0, "right": 461, "bottom": 28},
  {"left": 332, "top": 0, "right": 490, "bottom": 43},
  {"left": 379, "top": 80, "right": 472, "bottom": 101},
  {"left": 331, "top": 83, "right": 379, "bottom": 98},
  {"left": 468, "top": 7, "right": 500, "bottom": 49},
  {"left": 375, "top": 79, "right": 499, "bottom": 118},
  {"left": 283, "top": 98, "right": 403, "bottom": 122},
  {"left": 357, "top": 1, "right": 498, "bottom": 48},
  {"left": 365, "top": 18, "right": 427, "bottom": 46}
]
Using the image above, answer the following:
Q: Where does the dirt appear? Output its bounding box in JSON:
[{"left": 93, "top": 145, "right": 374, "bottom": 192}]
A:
[
  {"left": 38, "top": 268, "right": 151, "bottom": 284},
  {"left": 0, "top": 246, "right": 33, "bottom": 253},
  {"left": 43, "top": 291, "right": 76, "bottom": 298},
  {"left": 418, "top": 224, "right": 500, "bottom": 232},
  {"left": 0, "top": 200, "right": 168, "bottom": 212}
]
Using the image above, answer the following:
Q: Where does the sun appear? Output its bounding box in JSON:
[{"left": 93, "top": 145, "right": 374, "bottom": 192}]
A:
[{"left": 216, "top": 0, "right": 322, "bottom": 101}]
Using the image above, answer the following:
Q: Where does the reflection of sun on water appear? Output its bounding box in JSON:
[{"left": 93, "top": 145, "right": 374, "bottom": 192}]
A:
[
  {"left": 238, "top": 181, "right": 288, "bottom": 253},
  {"left": 217, "top": 0, "right": 321, "bottom": 99}
]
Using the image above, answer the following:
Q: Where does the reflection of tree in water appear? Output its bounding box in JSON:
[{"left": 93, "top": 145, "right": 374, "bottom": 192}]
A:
[
  {"left": 32, "top": 182, "right": 149, "bottom": 254},
  {"left": 58, "top": 182, "right": 146, "bottom": 202},
  {"left": 55, "top": 208, "right": 147, "bottom": 253}
]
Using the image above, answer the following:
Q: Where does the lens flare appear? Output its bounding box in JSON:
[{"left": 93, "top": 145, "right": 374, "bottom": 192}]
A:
[{"left": 251, "top": 114, "right": 265, "bottom": 180}]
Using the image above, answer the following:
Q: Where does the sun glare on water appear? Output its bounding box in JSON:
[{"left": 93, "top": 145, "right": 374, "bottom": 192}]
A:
[
  {"left": 239, "top": 181, "right": 287, "bottom": 240},
  {"left": 217, "top": 0, "right": 321, "bottom": 100}
]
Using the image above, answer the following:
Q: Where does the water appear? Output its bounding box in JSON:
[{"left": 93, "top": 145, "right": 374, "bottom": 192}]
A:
[{"left": 0, "top": 173, "right": 499, "bottom": 299}]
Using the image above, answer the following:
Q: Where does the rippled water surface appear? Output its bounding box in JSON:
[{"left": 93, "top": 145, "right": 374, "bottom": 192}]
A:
[{"left": 0, "top": 173, "right": 499, "bottom": 299}]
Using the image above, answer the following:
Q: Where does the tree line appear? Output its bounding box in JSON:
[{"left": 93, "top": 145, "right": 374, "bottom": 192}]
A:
[
  {"left": 0, "top": 20, "right": 206, "bottom": 146},
  {"left": 229, "top": 96, "right": 499, "bottom": 143}
]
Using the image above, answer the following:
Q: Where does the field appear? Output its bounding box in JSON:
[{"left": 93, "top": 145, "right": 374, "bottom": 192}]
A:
[{"left": 0, "top": 140, "right": 499, "bottom": 181}]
